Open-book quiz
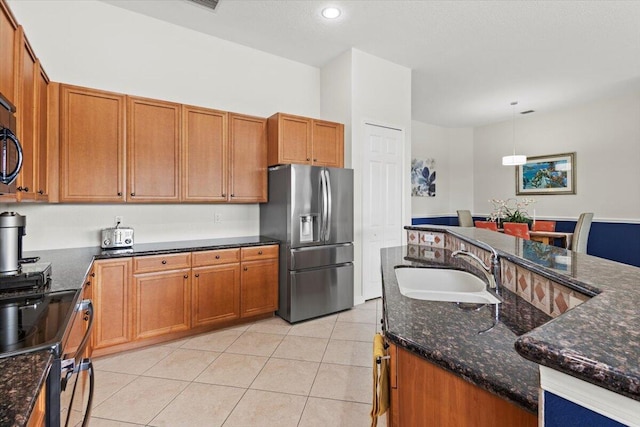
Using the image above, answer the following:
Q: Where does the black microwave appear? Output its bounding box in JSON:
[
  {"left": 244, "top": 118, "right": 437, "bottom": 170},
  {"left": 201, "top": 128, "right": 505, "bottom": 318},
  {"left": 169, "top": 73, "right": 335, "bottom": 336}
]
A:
[{"left": 0, "top": 92, "right": 22, "bottom": 195}]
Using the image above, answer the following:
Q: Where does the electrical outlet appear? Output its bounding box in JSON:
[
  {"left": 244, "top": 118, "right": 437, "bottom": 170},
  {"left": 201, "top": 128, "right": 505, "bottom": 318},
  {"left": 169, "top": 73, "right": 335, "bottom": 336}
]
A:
[
  {"left": 115, "top": 216, "right": 123, "bottom": 226},
  {"left": 214, "top": 213, "right": 222, "bottom": 223}
]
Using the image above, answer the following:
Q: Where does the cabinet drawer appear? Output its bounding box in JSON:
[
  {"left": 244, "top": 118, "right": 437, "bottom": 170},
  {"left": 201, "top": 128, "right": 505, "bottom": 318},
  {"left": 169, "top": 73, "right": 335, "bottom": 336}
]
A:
[
  {"left": 192, "top": 248, "right": 240, "bottom": 267},
  {"left": 133, "top": 253, "right": 191, "bottom": 273},
  {"left": 241, "top": 245, "right": 278, "bottom": 261}
]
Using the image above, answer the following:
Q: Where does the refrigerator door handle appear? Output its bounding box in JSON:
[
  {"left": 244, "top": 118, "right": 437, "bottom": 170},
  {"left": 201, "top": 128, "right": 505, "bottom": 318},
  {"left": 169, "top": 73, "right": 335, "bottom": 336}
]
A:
[
  {"left": 325, "top": 169, "right": 332, "bottom": 242},
  {"left": 321, "top": 169, "right": 329, "bottom": 242}
]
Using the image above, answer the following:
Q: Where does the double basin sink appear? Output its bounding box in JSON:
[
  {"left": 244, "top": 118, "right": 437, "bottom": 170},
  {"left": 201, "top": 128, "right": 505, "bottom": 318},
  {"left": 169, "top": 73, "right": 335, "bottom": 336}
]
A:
[{"left": 394, "top": 267, "right": 501, "bottom": 305}]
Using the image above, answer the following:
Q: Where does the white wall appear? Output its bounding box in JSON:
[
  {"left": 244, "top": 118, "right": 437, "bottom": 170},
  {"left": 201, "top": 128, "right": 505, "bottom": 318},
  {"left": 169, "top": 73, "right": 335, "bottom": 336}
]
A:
[
  {"left": 473, "top": 92, "right": 640, "bottom": 221},
  {"left": 5, "top": 0, "right": 321, "bottom": 250},
  {"left": 411, "top": 121, "right": 474, "bottom": 217},
  {"left": 326, "top": 49, "right": 411, "bottom": 303}
]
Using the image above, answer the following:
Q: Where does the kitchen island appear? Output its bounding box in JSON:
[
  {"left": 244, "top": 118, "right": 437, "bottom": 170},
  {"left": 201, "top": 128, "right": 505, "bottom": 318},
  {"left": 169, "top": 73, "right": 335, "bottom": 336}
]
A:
[
  {"left": 0, "top": 236, "right": 279, "bottom": 427},
  {"left": 382, "top": 226, "right": 640, "bottom": 426}
]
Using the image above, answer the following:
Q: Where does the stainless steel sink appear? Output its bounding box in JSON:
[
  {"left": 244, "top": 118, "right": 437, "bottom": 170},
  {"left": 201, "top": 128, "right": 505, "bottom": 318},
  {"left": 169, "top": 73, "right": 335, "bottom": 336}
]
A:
[{"left": 394, "top": 267, "right": 501, "bottom": 304}]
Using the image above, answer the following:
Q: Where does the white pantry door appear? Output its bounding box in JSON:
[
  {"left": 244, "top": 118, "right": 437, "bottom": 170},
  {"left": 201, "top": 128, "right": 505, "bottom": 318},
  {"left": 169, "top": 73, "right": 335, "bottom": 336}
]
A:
[{"left": 362, "top": 123, "right": 404, "bottom": 300}]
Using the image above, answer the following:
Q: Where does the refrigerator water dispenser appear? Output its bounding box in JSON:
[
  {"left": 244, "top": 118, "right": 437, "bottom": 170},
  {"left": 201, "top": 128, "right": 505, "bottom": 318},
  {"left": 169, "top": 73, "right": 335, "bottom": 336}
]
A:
[{"left": 299, "top": 214, "right": 316, "bottom": 242}]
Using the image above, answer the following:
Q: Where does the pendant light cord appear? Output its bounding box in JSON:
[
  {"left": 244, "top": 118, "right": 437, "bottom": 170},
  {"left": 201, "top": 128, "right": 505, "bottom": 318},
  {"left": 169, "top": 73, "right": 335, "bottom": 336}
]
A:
[{"left": 511, "top": 101, "right": 518, "bottom": 156}]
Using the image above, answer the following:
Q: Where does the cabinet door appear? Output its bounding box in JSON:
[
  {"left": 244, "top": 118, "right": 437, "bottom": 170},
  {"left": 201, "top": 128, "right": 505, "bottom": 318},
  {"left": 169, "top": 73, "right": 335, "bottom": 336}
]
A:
[
  {"left": 127, "top": 97, "right": 181, "bottom": 202},
  {"left": 134, "top": 269, "right": 190, "bottom": 340},
  {"left": 14, "top": 27, "right": 37, "bottom": 201},
  {"left": 192, "top": 263, "right": 240, "bottom": 327},
  {"left": 60, "top": 84, "right": 125, "bottom": 202},
  {"left": 312, "top": 120, "right": 344, "bottom": 168},
  {"left": 229, "top": 113, "right": 267, "bottom": 202},
  {"left": 267, "top": 113, "right": 311, "bottom": 166},
  {"left": 0, "top": 1, "right": 17, "bottom": 102},
  {"left": 35, "top": 62, "right": 48, "bottom": 200},
  {"left": 92, "top": 259, "right": 132, "bottom": 350},
  {"left": 240, "top": 258, "right": 278, "bottom": 318},
  {"left": 182, "top": 105, "right": 227, "bottom": 202}
]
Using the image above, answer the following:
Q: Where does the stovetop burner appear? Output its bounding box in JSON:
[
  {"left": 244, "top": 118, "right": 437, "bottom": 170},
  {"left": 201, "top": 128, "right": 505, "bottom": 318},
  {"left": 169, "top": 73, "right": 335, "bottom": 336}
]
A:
[{"left": 0, "top": 262, "right": 51, "bottom": 292}]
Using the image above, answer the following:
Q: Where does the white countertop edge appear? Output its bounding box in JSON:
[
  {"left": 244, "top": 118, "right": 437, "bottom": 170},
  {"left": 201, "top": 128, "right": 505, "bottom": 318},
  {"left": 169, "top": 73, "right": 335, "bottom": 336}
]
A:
[{"left": 540, "top": 365, "right": 640, "bottom": 427}]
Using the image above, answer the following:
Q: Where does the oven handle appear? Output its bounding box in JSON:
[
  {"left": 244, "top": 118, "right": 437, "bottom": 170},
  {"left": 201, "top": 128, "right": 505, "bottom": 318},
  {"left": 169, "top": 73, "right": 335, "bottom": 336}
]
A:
[
  {"left": 73, "top": 299, "right": 94, "bottom": 362},
  {"left": 64, "top": 358, "right": 94, "bottom": 427}
]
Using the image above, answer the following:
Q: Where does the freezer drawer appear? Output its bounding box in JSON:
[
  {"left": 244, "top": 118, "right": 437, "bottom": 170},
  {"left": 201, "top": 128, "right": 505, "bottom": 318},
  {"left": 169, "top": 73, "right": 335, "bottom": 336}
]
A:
[
  {"left": 288, "top": 243, "right": 354, "bottom": 270},
  {"left": 281, "top": 263, "right": 354, "bottom": 323}
]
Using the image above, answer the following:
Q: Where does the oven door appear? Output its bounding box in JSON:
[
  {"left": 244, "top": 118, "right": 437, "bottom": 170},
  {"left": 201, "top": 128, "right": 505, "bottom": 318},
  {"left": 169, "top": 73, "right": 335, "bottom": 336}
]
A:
[{"left": 47, "top": 298, "right": 95, "bottom": 427}]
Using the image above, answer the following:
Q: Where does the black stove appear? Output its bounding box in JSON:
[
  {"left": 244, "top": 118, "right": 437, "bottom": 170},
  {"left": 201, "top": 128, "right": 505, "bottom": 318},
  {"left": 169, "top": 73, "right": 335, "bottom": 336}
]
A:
[{"left": 0, "top": 262, "right": 51, "bottom": 292}]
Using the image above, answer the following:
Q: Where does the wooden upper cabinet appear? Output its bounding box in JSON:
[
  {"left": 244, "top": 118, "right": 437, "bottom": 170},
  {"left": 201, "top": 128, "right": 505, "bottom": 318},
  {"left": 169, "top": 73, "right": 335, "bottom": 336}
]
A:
[
  {"left": 267, "top": 112, "right": 343, "bottom": 168},
  {"left": 267, "top": 113, "right": 311, "bottom": 166},
  {"left": 182, "top": 105, "right": 228, "bottom": 202},
  {"left": 229, "top": 113, "right": 267, "bottom": 203},
  {"left": 311, "top": 120, "right": 344, "bottom": 168},
  {"left": 60, "top": 85, "right": 125, "bottom": 202},
  {"left": 14, "top": 27, "right": 37, "bottom": 201},
  {"left": 127, "top": 96, "right": 180, "bottom": 202},
  {"left": 0, "top": 0, "right": 17, "bottom": 102},
  {"left": 35, "top": 62, "right": 49, "bottom": 200}
]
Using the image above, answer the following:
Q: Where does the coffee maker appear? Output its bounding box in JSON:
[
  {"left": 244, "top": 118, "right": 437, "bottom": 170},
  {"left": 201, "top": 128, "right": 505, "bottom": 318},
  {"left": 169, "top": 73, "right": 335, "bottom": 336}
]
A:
[
  {"left": 0, "top": 211, "right": 26, "bottom": 275},
  {"left": 0, "top": 212, "right": 50, "bottom": 291}
]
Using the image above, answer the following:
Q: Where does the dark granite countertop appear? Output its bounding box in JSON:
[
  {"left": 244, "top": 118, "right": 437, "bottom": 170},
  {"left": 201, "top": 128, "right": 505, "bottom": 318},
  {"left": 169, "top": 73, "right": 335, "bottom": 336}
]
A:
[
  {"left": 404, "top": 225, "right": 640, "bottom": 402},
  {"left": 0, "top": 351, "right": 52, "bottom": 427},
  {"left": 0, "top": 235, "right": 280, "bottom": 426}
]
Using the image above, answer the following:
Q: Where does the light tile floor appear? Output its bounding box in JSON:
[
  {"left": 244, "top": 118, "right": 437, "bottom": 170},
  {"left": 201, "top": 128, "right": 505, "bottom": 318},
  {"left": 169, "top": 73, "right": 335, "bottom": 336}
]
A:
[{"left": 71, "top": 298, "right": 387, "bottom": 426}]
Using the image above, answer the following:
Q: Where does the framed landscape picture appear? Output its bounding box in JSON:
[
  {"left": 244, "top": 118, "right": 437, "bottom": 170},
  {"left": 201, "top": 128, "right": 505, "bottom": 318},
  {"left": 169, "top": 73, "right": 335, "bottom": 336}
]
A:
[{"left": 516, "top": 152, "right": 576, "bottom": 195}]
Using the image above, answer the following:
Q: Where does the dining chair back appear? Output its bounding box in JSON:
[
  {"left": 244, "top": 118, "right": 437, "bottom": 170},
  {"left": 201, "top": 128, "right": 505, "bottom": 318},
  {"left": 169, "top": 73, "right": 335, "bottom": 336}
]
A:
[
  {"left": 572, "top": 213, "right": 594, "bottom": 253},
  {"left": 532, "top": 220, "right": 556, "bottom": 231},
  {"left": 457, "top": 210, "right": 474, "bottom": 227},
  {"left": 503, "top": 222, "right": 530, "bottom": 240},
  {"left": 474, "top": 221, "right": 498, "bottom": 231}
]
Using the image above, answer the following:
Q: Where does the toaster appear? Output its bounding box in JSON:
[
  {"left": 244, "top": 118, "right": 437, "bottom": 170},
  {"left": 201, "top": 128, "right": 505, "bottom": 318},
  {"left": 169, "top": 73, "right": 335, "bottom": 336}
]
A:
[{"left": 101, "top": 226, "right": 134, "bottom": 249}]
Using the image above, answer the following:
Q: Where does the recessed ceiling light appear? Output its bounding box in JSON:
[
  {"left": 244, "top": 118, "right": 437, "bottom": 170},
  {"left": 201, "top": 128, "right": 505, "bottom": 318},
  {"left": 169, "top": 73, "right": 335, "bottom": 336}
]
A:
[{"left": 322, "top": 7, "right": 341, "bottom": 19}]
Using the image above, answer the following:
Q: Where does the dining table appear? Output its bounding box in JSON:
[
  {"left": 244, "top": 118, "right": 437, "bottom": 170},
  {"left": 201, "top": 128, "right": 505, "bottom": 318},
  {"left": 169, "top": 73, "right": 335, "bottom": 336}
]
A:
[{"left": 529, "top": 230, "right": 573, "bottom": 249}]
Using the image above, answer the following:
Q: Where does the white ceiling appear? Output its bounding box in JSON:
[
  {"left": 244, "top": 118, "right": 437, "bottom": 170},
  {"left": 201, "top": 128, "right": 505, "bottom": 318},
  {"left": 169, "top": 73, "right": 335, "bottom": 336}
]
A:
[{"left": 102, "top": 0, "right": 640, "bottom": 128}]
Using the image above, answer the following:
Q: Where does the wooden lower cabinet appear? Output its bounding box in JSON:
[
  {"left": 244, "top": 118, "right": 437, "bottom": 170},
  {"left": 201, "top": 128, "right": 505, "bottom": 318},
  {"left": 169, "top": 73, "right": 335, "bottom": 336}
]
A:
[
  {"left": 388, "top": 343, "right": 537, "bottom": 427},
  {"left": 192, "top": 263, "right": 241, "bottom": 327},
  {"left": 91, "top": 245, "right": 278, "bottom": 354},
  {"left": 26, "top": 383, "right": 45, "bottom": 427},
  {"left": 240, "top": 257, "right": 278, "bottom": 318},
  {"left": 134, "top": 269, "right": 191, "bottom": 340},
  {"left": 92, "top": 259, "right": 132, "bottom": 350}
]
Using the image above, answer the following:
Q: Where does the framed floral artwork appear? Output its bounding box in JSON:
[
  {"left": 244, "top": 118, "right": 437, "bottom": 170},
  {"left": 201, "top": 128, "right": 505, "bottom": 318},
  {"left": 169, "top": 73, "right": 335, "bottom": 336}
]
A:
[
  {"left": 411, "top": 158, "right": 436, "bottom": 197},
  {"left": 516, "top": 152, "right": 576, "bottom": 195}
]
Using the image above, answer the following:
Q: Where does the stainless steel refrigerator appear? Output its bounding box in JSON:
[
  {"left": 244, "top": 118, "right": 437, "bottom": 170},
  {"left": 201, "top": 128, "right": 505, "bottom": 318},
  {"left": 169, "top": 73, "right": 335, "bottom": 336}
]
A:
[{"left": 260, "top": 164, "right": 354, "bottom": 323}]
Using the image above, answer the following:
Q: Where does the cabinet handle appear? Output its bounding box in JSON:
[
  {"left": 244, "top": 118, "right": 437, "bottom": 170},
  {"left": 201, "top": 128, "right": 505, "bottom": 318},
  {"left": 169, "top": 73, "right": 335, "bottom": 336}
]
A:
[
  {"left": 244, "top": 267, "right": 248, "bottom": 271},
  {"left": 117, "top": 192, "right": 122, "bottom": 196},
  {"left": 161, "top": 260, "right": 167, "bottom": 264},
  {"left": 215, "top": 255, "right": 220, "bottom": 259},
  {"left": 17, "top": 186, "right": 29, "bottom": 192},
  {"left": 258, "top": 251, "right": 263, "bottom": 255},
  {"left": 184, "top": 274, "right": 189, "bottom": 279},
  {"left": 37, "top": 190, "right": 44, "bottom": 195},
  {"left": 195, "top": 273, "right": 199, "bottom": 278}
]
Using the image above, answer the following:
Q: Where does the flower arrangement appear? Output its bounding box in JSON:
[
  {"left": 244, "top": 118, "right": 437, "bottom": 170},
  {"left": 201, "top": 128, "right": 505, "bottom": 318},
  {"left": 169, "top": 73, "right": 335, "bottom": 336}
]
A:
[{"left": 488, "top": 197, "right": 536, "bottom": 224}]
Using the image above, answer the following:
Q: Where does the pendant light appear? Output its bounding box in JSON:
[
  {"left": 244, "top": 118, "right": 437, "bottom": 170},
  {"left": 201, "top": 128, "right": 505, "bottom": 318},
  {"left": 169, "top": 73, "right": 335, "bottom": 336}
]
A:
[{"left": 502, "top": 101, "right": 527, "bottom": 166}]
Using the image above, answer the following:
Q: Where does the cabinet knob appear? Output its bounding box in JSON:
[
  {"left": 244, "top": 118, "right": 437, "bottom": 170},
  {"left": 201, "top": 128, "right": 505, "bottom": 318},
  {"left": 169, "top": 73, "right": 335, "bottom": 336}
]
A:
[
  {"left": 258, "top": 251, "right": 263, "bottom": 255},
  {"left": 91, "top": 273, "right": 95, "bottom": 277},
  {"left": 231, "top": 194, "right": 235, "bottom": 197},
  {"left": 130, "top": 192, "right": 135, "bottom": 197},
  {"left": 306, "top": 158, "right": 310, "bottom": 161},
  {"left": 86, "top": 281, "right": 91, "bottom": 286},
  {"left": 313, "top": 159, "right": 317, "bottom": 162},
  {"left": 244, "top": 267, "right": 248, "bottom": 271},
  {"left": 117, "top": 192, "right": 122, "bottom": 196},
  {"left": 37, "top": 190, "right": 44, "bottom": 195},
  {"left": 17, "top": 186, "right": 28, "bottom": 192},
  {"left": 215, "top": 255, "right": 220, "bottom": 259},
  {"left": 221, "top": 193, "right": 226, "bottom": 197},
  {"left": 195, "top": 273, "right": 199, "bottom": 278},
  {"left": 184, "top": 274, "right": 189, "bottom": 279},
  {"left": 161, "top": 260, "right": 167, "bottom": 264}
]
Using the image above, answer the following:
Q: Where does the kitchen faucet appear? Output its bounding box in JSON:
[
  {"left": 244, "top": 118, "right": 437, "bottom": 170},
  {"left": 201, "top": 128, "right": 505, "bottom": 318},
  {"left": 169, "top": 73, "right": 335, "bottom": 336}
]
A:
[{"left": 451, "top": 249, "right": 498, "bottom": 290}]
